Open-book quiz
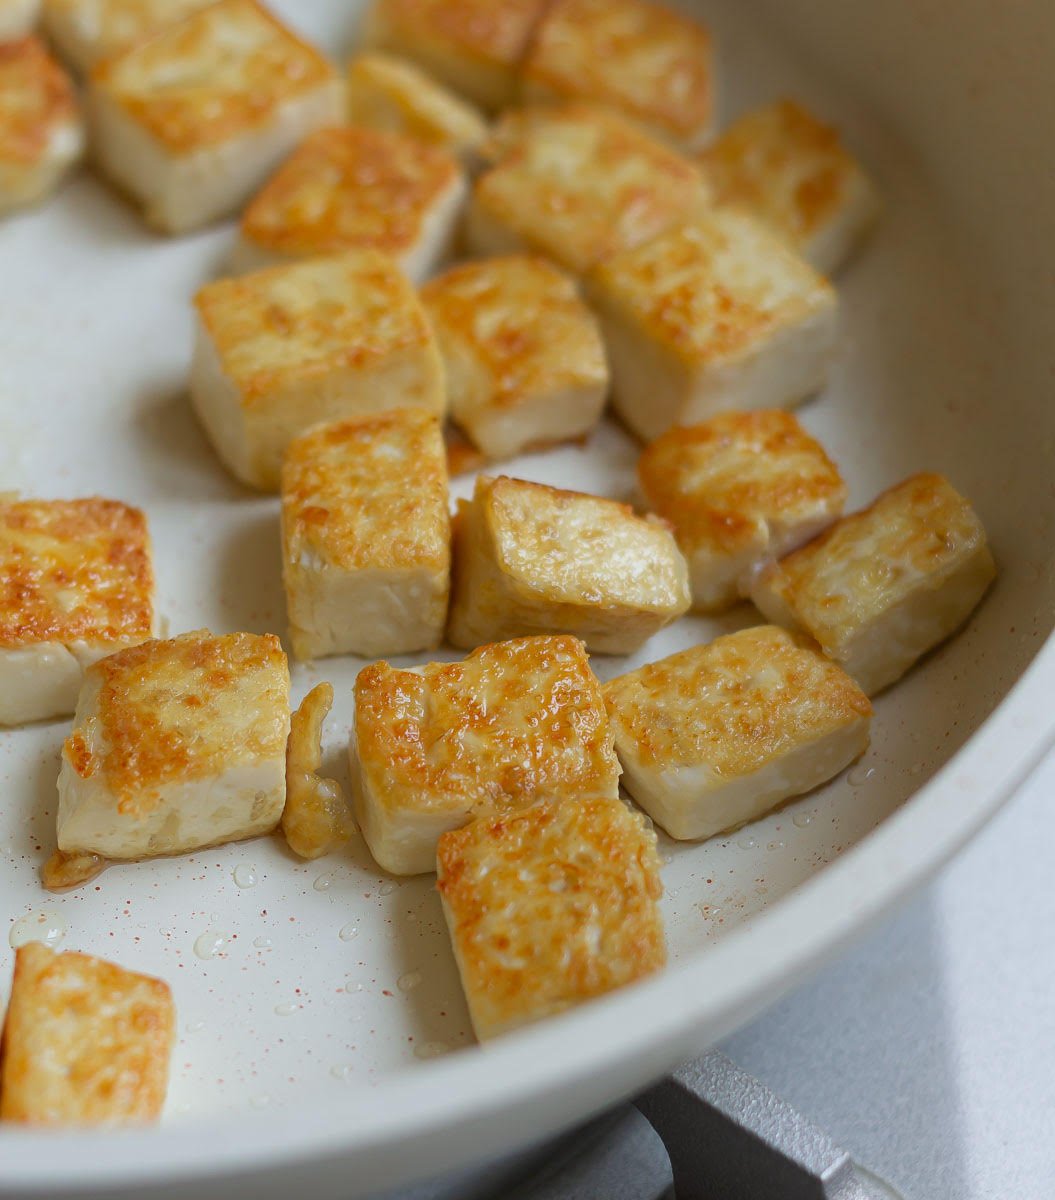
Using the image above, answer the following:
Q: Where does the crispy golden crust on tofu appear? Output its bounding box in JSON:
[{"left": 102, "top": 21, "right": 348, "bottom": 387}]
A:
[
  {"left": 354, "top": 635, "right": 619, "bottom": 817},
  {"left": 281, "top": 410, "right": 449, "bottom": 573},
  {"left": 638, "top": 411, "right": 847, "bottom": 556},
  {"left": 470, "top": 104, "right": 709, "bottom": 274},
  {"left": 62, "top": 630, "right": 289, "bottom": 813},
  {"left": 90, "top": 0, "right": 337, "bottom": 152},
  {"left": 44, "top": 0, "right": 217, "bottom": 69},
  {"left": 0, "top": 36, "right": 79, "bottom": 166},
  {"left": 239, "top": 125, "right": 462, "bottom": 261},
  {"left": 0, "top": 942, "right": 174, "bottom": 1126},
  {"left": 282, "top": 682, "right": 353, "bottom": 860},
  {"left": 521, "top": 0, "right": 713, "bottom": 147},
  {"left": 700, "top": 100, "right": 874, "bottom": 256},
  {"left": 194, "top": 251, "right": 436, "bottom": 406},
  {"left": 346, "top": 52, "right": 488, "bottom": 158},
  {"left": 586, "top": 210, "right": 835, "bottom": 364},
  {"left": 437, "top": 794, "right": 665, "bottom": 1039},
  {"left": 604, "top": 625, "right": 871, "bottom": 778},
  {"left": 0, "top": 498, "right": 154, "bottom": 649}
]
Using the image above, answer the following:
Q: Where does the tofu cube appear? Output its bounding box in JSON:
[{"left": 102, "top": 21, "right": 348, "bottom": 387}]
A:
[
  {"left": 466, "top": 103, "right": 710, "bottom": 276},
  {"left": 0, "top": 37, "right": 83, "bottom": 215},
  {"left": 282, "top": 681, "right": 353, "bottom": 860},
  {"left": 0, "top": 0, "right": 39, "bottom": 42},
  {"left": 346, "top": 51, "right": 488, "bottom": 164},
  {"left": 351, "top": 634, "right": 620, "bottom": 875},
  {"left": 750, "top": 473, "right": 997, "bottom": 696},
  {"left": 421, "top": 255, "right": 609, "bottom": 461},
  {"left": 86, "top": 0, "right": 344, "bottom": 233},
  {"left": 0, "top": 942, "right": 174, "bottom": 1126},
  {"left": 0, "top": 497, "right": 157, "bottom": 726},
  {"left": 190, "top": 250, "right": 445, "bottom": 491},
  {"left": 448, "top": 475, "right": 691, "bottom": 654},
  {"left": 437, "top": 794, "right": 665, "bottom": 1040},
  {"left": 521, "top": 0, "right": 714, "bottom": 151},
  {"left": 638, "top": 411, "right": 847, "bottom": 611},
  {"left": 585, "top": 210, "right": 839, "bottom": 442},
  {"left": 57, "top": 629, "right": 290, "bottom": 860},
  {"left": 234, "top": 126, "right": 466, "bottom": 281},
  {"left": 700, "top": 100, "right": 880, "bottom": 275},
  {"left": 43, "top": 0, "right": 216, "bottom": 74},
  {"left": 604, "top": 625, "right": 872, "bottom": 841},
  {"left": 360, "top": 0, "right": 548, "bottom": 113},
  {"left": 281, "top": 410, "right": 451, "bottom": 660}
]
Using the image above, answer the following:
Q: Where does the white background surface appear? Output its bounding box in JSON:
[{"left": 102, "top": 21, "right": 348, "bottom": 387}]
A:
[{"left": 722, "top": 746, "right": 1055, "bottom": 1199}]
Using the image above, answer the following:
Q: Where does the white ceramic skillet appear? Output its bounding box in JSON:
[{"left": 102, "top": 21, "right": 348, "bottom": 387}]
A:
[{"left": 1, "top": 0, "right": 1054, "bottom": 1196}]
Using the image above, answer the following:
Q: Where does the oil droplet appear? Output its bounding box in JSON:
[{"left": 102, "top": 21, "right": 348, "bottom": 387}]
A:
[
  {"left": 249, "top": 1094, "right": 271, "bottom": 1109},
  {"left": 767, "top": 840, "right": 785, "bottom": 851},
  {"left": 379, "top": 880, "right": 398, "bottom": 896},
  {"left": 252, "top": 936, "right": 272, "bottom": 949},
  {"left": 9, "top": 909, "right": 67, "bottom": 949},
  {"left": 186, "top": 1020, "right": 206, "bottom": 1034},
  {"left": 344, "top": 980, "right": 363, "bottom": 994},
  {"left": 696, "top": 902, "right": 722, "bottom": 919},
  {"left": 736, "top": 835, "right": 757, "bottom": 850},
  {"left": 414, "top": 1041, "right": 449, "bottom": 1060},
  {"left": 397, "top": 970, "right": 422, "bottom": 992},
  {"left": 313, "top": 873, "right": 335, "bottom": 892},
  {"left": 330, "top": 1064, "right": 354, "bottom": 1081},
  {"left": 792, "top": 811, "right": 813, "bottom": 828},
  {"left": 232, "top": 864, "right": 258, "bottom": 888},
  {"left": 209, "top": 911, "right": 221, "bottom": 923},
  {"left": 274, "top": 1002, "right": 300, "bottom": 1016},
  {"left": 193, "top": 929, "right": 230, "bottom": 960},
  {"left": 338, "top": 922, "right": 359, "bottom": 941},
  {"left": 847, "top": 764, "right": 876, "bottom": 786}
]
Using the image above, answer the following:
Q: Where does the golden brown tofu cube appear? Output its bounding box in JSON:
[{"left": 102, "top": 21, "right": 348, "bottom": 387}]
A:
[
  {"left": 351, "top": 634, "right": 620, "bottom": 875},
  {"left": 638, "top": 411, "right": 847, "bottom": 611},
  {"left": 447, "top": 475, "right": 691, "bottom": 654},
  {"left": 437, "top": 794, "right": 666, "bottom": 1040},
  {"left": 751, "top": 474, "right": 997, "bottom": 695},
  {"left": 421, "top": 255, "right": 608, "bottom": 461},
  {"left": 0, "top": 942, "right": 174, "bottom": 1126},
  {"left": 43, "top": 0, "right": 217, "bottom": 74},
  {"left": 521, "top": 0, "right": 714, "bottom": 150},
  {"left": 604, "top": 625, "right": 872, "bottom": 841}
]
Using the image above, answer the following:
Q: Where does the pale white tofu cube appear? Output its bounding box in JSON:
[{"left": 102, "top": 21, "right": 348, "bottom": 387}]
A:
[
  {"left": 520, "top": 0, "right": 714, "bottom": 150},
  {"left": 421, "top": 255, "right": 608, "bottom": 461},
  {"left": 86, "top": 0, "right": 344, "bottom": 233},
  {"left": 700, "top": 100, "right": 880, "bottom": 275},
  {"left": 638, "top": 410, "right": 847, "bottom": 611},
  {"left": 42, "top": 0, "right": 216, "bottom": 74},
  {"left": 57, "top": 629, "right": 290, "bottom": 860},
  {"left": 0, "top": 497, "right": 158, "bottom": 726},
  {"left": 465, "top": 103, "right": 710, "bottom": 276},
  {"left": 190, "top": 250, "right": 445, "bottom": 491},
  {"left": 351, "top": 634, "right": 620, "bottom": 875},
  {"left": 0, "top": 0, "right": 39, "bottom": 42},
  {"left": 233, "top": 125, "right": 466, "bottom": 281},
  {"left": 281, "top": 410, "right": 450, "bottom": 660},
  {"left": 585, "top": 210, "right": 839, "bottom": 442},
  {"left": 346, "top": 51, "right": 488, "bottom": 165},
  {"left": 437, "top": 794, "right": 665, "bottom": 1040},
  {"left": 360, "top": 0, "right": 548, "bottom": 113},
  {"left": 0, "top": 942, "right": 174, "bottom": 1126},
  {"left": 0, "top": 36, "right": 83, "bottom": 215},
  {"left": 447, "top": 474, "right": 690, "bottom": 654},
  {"left": 604, "top": 625, "right": 872, "bottom": 840},
  {"left": 751, "top": 473, "right": 997, "bottom": 696}
]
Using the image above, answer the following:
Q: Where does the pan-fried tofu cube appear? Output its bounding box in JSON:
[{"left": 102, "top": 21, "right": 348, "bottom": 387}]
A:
[
  {"left": 700, "top": 100, "right": 880, "bottom": 275},
  {"left": 0, "top": 37, "right": 83, "bottom": 215},
  {"left": 751, "top": 474, "right": 997, "bottom": 696},
  {"left": 42, "top": 0, "right": 216, "bottom": 74},
  {"left": 86, "top": 0, "right": 343, "bottom": 233},
  {"left": 346, "top": 52, "right": 488, "bottom": 164},
  {"left": 0, "top": 943, "right": 174, "bottom": 1126},
  {"left": 361, "top": 0, "right": 547, "bottom": 113},
  {"left": 437, "top": 794, "right": 665, "bottom": 1040},
  {"left": 639, "top": 411, "right": 847, "bottom": 611},
  {"left": 466, "top": 103, "right": 709, "bottom": 275},
  {"left": 0, "top": 497, "right": 157, "bottom": 727},
  {"left": 585, "top": 211, "right": 838, "bottom": 442},
  {"left": 56, "top": 629, "right": 290, "bottom": 860},
  {"left": 351, "top": 634, "right": 620, "bottom": 875},
  {"left": 0, "top": 0, "right": 39, "bottom": 42},
  {"left": 282, "top": 682, "right": 353, "bottom": 860},
  {"left": 604, "top": 625, "right": 872, "bottom": 840},
  {"left": 234, "top": 126, "right": 466, "bottom": 281},
  {"left": 191, "top": 251, "right": 444, "bottom": 491},
  {"left": 521, "top": 0, "right": 714, "bottom": 151},
  {"left": 448, "top": 475, "right": 690, "bottom": 654},
  {"left": 421, "top": 255, "right": 608, "bottom": 461},
  {"left": 281, "top": 410, "right": 450, "bottom": 660}
]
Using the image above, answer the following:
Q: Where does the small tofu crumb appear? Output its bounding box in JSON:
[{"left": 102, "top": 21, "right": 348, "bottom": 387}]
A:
[{"left": 282, "top": 682, "right": 353, "bottom": 861}]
